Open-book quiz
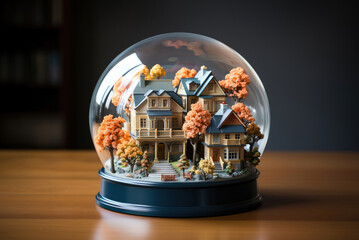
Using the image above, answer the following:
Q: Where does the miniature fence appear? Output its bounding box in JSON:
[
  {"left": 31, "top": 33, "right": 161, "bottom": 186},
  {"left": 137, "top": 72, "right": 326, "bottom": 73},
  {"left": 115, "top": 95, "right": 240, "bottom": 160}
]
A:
[{"left": 136, "top": 129, "right": 185, "bottom": 138}]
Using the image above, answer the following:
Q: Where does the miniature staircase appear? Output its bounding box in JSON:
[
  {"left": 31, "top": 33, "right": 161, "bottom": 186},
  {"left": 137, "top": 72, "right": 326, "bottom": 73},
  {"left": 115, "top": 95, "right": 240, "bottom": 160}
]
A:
[
  {"left": 214, "top": 162, "right": 225, "bottom": 173},
  {"left": 148, "top": 161, "right": 179, "bottom": 178}
]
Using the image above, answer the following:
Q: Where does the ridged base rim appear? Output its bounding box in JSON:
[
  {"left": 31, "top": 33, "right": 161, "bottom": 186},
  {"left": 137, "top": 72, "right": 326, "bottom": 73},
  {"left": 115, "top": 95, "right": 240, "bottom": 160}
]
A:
[{"left": 96, "top": 192, "right": 262, "bottom": 217}]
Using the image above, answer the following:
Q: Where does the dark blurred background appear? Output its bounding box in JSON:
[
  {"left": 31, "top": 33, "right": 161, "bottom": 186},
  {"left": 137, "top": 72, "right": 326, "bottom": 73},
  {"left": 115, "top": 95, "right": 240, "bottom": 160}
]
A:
[{"left": 0, "top": 0, "right": 358, "bottom": 150}]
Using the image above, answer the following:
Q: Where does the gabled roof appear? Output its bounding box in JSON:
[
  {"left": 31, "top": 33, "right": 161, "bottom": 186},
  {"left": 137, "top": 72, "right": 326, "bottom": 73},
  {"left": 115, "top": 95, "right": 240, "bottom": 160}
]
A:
[
  {"left": 178, "top": 78, "right": 200, "bottom": 96},
  {"left": 206, "top": 108, "right": 246, "bottom": 134},
  {"left": 176, "top": 68, "right": 225, "bottom": 97},
  {"left": 133, "top": 79, "right": 183, "bottom": 109}
]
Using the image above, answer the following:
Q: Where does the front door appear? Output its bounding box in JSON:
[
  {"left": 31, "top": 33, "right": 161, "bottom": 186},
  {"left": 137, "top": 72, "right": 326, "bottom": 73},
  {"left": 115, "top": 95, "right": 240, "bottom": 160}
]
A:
[
  {"left": 212, "top": 148, "right": 219, "bottom": 162},
  {"left": 158, "top": 143, "right": 165, "bottom": 160},
  {"left": 156, "top": 119, "right": 164, "bottom": 130}
]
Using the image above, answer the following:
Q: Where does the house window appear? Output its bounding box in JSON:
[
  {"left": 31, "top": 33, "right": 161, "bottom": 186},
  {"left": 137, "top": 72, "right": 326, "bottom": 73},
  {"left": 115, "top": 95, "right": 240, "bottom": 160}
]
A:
[
  {"left": 151, "top": 99, "right": 156, "bottom": 107},
  {"left": 140, "top": 118, "right": 147, "bottom": 128},
  {"left": 225, "top": 134, "right": 230, "bottom": 139},
  {"left": 182, "top": 98, "right": 186, "bottom": 107},
  {"left": 224, "top": 149, "right": 238, "bottom": 160},
  {"left": 163, "top": 99, "right": 168, "bottom": 107},
  {"left": 235, "top": 134, "right": 241, "bottom": 139},
  {"left": 189, "top": 82, "right": 198, "bottom": 91},
  {"left": 209, "top": 84, "right": 214, "bottom": 92},
  {"left": 204, "top": 101, "right": 209, "bottom": 110},
  {"left": 213, "top": 135, "right": 220, "bottom": 144},
  {"left": 172, "top": 118, "right": 178, "bottom": 129}
]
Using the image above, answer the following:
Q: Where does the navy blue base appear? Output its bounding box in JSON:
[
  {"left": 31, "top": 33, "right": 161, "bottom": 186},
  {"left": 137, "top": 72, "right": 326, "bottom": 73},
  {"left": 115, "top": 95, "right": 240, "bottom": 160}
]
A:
[{"left": 96, "top": 168, "right": 262, "bottom": 217}]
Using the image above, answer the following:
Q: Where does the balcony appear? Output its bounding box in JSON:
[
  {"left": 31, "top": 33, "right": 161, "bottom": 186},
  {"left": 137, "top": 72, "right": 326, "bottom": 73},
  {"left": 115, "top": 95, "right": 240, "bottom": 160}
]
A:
[
  {"left": 222, "top": 139, "right": 245, "bottom": 145},
  {"left": 135, "top": 128, "right": 185, "bottom": 139}
]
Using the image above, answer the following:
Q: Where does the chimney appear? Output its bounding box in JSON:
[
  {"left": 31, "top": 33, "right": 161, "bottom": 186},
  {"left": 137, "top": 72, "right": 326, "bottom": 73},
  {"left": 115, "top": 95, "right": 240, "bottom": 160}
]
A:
[
  {"left": 220, "top": 102, "right": 228, "bottom": 112},
  {"left": 139, "top": 73, "right": 145, "bottom": 88}
]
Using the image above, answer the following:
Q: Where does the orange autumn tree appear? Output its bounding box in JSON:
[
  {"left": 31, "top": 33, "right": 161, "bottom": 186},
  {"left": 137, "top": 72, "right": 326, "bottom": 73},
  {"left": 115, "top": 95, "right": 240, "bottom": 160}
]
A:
[
  {"left": 172, "top": 67, "right": 197, "bottom": 87},
  {"left": 183, "top": 102, "right": 212, "bottom": 166},
  {"left": 231, "top": 102, "right": 255, "bottom": 127},
  {"left": 150, "top": 64, "right": 166, "bottom": 79},
  {"left": 117, "top": 139, "right": 143, "bottom": 173},
  {"left": 219, "top": 67, "right": 250, "bottom": 103},
  {"left": 140, "top": 65, "right": 154, "bottom": 80},
  {"left": 95, "top": 115, "right": 130, "bottom": 173}
]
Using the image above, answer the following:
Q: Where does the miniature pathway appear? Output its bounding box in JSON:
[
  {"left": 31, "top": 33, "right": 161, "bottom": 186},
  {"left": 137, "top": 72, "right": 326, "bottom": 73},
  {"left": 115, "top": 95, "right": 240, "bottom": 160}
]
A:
[{"left": 148, "top": 161, "right": 179, "bottom": 178}]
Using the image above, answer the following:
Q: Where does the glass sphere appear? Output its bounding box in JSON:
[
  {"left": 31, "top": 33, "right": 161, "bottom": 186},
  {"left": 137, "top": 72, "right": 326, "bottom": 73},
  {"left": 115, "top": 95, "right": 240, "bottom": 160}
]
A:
[{"left": 89, "top": 32, "right": 270, "bottom": 174}]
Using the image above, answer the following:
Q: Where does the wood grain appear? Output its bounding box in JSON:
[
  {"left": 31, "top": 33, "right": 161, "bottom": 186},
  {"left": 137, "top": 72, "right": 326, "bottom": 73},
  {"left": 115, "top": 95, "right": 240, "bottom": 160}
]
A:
[{"left": 0, "top": 150, "right": 358, "bottom": 239}]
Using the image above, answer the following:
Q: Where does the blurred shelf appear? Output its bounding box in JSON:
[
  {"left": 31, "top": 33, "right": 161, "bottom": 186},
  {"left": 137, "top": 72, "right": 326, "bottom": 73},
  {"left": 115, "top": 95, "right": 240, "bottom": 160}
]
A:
[{"left": 0, "top": 84, "right": 61, "bottom": 113}]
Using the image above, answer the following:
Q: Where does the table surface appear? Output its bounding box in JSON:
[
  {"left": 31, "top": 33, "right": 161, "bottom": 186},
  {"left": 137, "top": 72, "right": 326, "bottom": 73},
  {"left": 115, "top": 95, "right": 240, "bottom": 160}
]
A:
[{"left": 0, "top": 150, "right": 358, "bottom": 240}]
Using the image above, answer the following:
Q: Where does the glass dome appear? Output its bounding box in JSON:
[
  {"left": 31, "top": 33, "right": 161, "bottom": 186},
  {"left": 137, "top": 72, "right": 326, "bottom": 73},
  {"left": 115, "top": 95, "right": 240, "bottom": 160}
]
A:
[{"left": 89, "top": 32, "right": 270, "bottom": 181}]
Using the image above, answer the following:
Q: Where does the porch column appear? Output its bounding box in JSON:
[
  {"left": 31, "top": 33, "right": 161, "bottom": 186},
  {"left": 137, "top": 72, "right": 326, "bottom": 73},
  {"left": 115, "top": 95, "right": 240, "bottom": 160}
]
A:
[
  {"left": 165, "top": 142, "right": 169, "bottom": 162},
  {"left": 154, "top": 141, "right": 158, "bottom": 163},
  {"left": 183, "top": 141, "right": 186, "bottom": 155}
]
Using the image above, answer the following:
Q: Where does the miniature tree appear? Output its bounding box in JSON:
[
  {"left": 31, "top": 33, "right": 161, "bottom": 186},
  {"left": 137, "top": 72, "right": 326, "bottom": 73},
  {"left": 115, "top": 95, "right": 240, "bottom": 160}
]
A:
[
  {"left": 140, "top": 65, "right": 154, "bottom": 80},
  {"left": 95, "top": 115, "right": 130, "bottom": 173},
  {"left": 172, "top": 67, "right": 197, "bottom": 87},
  {"left": 182, "top": 102, "right": 212, "bottom": 166},
  {"left": 117, "top": 139, "right": 143, "bottom": 173},
  {"left": 196, "top": 158, "right": 215, "bottom": 180},
  {"left": 177, "top": 154, "right": 190, "bottom": 178},
  {"left": 225, "top": 162, "right": 235, "bottom": 175},
  {"left": 245, "top": 122, "right": 264, "bottom": 152},
  {"left": 150, "top": 64, "right": 166, "bottom": 79},
  {"left": 140, "top": 151, "right": 153, "bottom": 177},
  {"left": 250, "top": 147, "right": 261, "bottom": 166},
  {"left": 231, "top": 102, "right": 255, "bottom": 127},
  {"left": 219, "top": 67, "right": 250, "bottom": 103}
]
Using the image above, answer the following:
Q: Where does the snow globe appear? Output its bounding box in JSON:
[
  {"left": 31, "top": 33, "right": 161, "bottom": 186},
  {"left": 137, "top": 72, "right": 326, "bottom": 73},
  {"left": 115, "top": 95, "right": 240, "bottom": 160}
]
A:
[{"left": 89, "top": 33, "right": 270, "bottom": 217}]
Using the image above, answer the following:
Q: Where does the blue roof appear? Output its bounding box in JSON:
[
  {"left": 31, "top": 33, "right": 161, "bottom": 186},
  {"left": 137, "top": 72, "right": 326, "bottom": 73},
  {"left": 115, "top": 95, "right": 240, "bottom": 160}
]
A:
[
  {"left": 194, "top": 75, "right": 214, "bottom": 95},
  {"left": 176, "top": 69, "right": 225, "bottom": 97},
  {"left": 147, "top": 110, "right": 173, "bottom": 116},
  {"left": 133, "top": 94, "right": 146, "bottom": 108},
  {"left": 178, "top": 78, "right": 200, "bottom": 96},
  {"left": 206, "top": 109, "right": 246, "bottom": 134},
  {"left": 217, "top": 109, "right": 233, "bottom": 127},
  {"left": 166, "top": 91, "right": 183, "bottom": 107}
]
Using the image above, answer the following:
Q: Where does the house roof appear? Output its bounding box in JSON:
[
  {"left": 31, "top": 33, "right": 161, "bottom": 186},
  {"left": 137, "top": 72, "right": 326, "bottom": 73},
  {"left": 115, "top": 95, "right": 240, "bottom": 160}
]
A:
[
  {"left": 147, "top": 110, "right": 172, "bottom": 116},
  {"left": 206, "top": 109, "right": 246, "bottom": 134},
  {"left": 133, "top": 79, "right": 183, "bottom": 109},
  {"left": 176, "top": 68, "right": 225, "bottom": 97}
]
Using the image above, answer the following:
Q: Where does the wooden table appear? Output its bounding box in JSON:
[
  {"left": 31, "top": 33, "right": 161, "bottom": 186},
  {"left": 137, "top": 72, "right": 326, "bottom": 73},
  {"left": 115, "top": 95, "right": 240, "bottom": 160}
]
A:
[{"left": 0, "top": 151, "right": 358, "bottom": 239}]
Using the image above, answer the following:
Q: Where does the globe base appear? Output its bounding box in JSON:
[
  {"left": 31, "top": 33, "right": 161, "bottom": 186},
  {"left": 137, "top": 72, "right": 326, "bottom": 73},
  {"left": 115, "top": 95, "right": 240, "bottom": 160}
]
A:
[{"left": 96, "top": 168, "right": 262, "bottom": 217}]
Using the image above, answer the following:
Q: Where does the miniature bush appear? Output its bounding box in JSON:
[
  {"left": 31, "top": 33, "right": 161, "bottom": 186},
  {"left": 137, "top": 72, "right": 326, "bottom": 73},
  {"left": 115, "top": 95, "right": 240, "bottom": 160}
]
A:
[
  {"left": 196, "top": 158, "right": 215, "bottom": 180},
  {"left": 117, "top": 139, "right": 143, "bottom": 173},
  {"left": 225, "top": 162, "right": 235, "bottom": 175}
]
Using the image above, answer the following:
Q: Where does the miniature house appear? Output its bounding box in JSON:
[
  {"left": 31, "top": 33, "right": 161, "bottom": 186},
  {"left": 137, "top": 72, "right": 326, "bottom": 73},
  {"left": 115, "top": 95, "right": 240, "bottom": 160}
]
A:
[
  {"left": 203, "top": 102, "right": 246, "bottom": 169},
  {"left": 130, "top": 73, "right": 186, "bottom": 162},
  {"left": 176, "top": 66, "right": 227, "bottom": 115}
]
